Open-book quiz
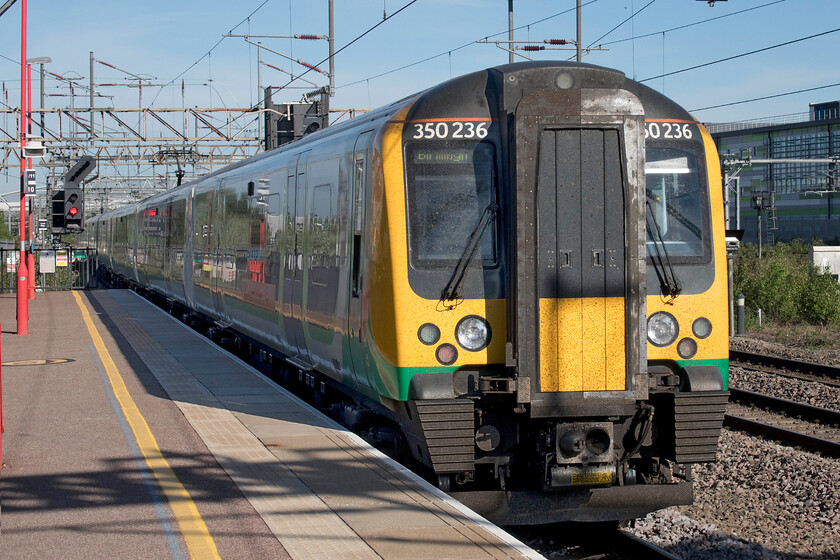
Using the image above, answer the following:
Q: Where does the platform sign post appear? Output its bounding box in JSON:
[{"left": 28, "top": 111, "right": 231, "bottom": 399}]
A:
[
  {"left": 39, "top": 250, "right": 55, "bottom": 274},
  {"left": 23, "top": 169, "right": 36, "bottom": 197}
]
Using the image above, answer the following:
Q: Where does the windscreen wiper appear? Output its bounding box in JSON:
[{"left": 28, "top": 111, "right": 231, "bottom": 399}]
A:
[
  {"left": 440, "top": 202, "right": 498, "bottom": 306},
  {"left": 645, "top": 199, "right": 682, "bottom": 301}
]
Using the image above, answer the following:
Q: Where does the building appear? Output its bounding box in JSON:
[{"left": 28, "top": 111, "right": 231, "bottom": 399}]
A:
[{"left": 707, "top": 101, "right": 840, "bottom": 246}]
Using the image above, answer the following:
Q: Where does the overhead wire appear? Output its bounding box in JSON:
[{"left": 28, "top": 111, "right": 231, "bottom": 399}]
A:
[
  {"left": 691, "top": 82, "right": 840, "bottom": 113},
  {"left": 640, "top": 27, "right": 840, "bottom": 83},
  {"left": 282, "top": 0, "right": 421, "bottom": 92},
  {"left": 185, "top": 0, "right": 423, "bottom": 146},
  {"left": 148, "top": 0, "right": 271, "bottom": 107},
  {"left": 586, "top": 0, "right": 657, "bottom": 48},
  {"left": 340, "top": 0, "right": 599, "bottom": 91},
  {"left": 599, "top": 0, "right": 787, "bottom": 46}
]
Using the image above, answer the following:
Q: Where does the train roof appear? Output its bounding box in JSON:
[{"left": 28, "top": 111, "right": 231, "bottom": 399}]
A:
[
  {"left": 405, "top": 60, "right": 695, "bottom": 123},
  {"left": 90, "top": 61, "right": 697, "bottom": 223}
]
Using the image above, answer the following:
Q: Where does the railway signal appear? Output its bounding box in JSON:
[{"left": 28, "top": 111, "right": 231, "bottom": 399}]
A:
[
  {"left": 63, "top": 186, "right": 84, "bottom": 232},
  {"left": 50, "top": 190, "right": 65, "bottom": 233},
  {"left": 58, "top": 156, "right": 96, "bottom": 234},
  {"left": 64, "top": 155, "right": 96, "bottom": 187}
]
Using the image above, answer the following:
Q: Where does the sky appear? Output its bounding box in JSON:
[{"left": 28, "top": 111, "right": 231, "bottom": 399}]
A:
[{"left": 0, "top": 0, "right": 836, "bottom": 123}]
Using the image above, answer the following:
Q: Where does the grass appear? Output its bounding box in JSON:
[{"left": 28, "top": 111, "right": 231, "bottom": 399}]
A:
[{"left": 742, "top": 321, "right": 840, "bottom": 350}]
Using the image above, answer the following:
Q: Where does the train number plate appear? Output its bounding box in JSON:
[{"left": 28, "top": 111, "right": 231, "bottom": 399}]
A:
[
  {"left": 411, "top": 121, "right": 489, "bottom": 140},
  {"left": 644, "top": 121, "right": 697, "bottom": 140}
]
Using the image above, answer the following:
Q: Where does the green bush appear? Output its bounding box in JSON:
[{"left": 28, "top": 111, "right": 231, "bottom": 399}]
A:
[
  {"left": 734, "top": 240, "right": 840, "bottom": 328},
  {"left": 0, "top": 211, "right": 13, "bottom": 240}
]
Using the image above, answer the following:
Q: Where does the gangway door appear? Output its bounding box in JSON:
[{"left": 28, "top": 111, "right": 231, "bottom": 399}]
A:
[{"left": 511, "top": 87, "right": 647, "bottom": 417}]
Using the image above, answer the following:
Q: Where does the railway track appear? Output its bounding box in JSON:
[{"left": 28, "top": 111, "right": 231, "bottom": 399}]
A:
[
  {"left": 612, "top": 529, "right": 681, "bottom": 560},
  {"left": 727, "top": 349, "right": 840, "bottom": 457},
  {"left": 729, "top": 349, "right": 840, "bottom": 387},
  {"left": 507, "top": 524, "right": 679, "bottom": 559}
]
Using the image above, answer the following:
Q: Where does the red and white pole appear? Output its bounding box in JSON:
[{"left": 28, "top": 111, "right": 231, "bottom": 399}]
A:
[{"left": 16, "top": 0, "right": 29, "bottom": 335}]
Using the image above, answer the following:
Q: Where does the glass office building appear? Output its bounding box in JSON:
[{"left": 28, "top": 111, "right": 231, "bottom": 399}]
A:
[{"left": 708, "top": 102, "right": 840, "bottom": 245}]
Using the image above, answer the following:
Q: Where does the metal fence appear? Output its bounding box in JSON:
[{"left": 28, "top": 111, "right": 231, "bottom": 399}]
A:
[{"left": 0, "top": 247, "right": 96, "bottom": 293}]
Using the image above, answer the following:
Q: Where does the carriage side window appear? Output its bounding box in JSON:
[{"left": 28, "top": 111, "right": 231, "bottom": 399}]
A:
[
  {"left": 645, "top": 146, "right": 710, "bottom": 262},
  {"left": 405, "top": 142, "right": 497, "bottom": 268}
]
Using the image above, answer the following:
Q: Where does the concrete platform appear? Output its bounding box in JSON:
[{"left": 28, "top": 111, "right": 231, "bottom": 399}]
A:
[{"left": 0, "top": 290, "right": 542, "bottom": 559}]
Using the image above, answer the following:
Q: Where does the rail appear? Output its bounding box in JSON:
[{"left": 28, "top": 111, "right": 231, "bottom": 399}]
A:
[
  {"left": 724, "top": 414, "right": 840, "bottom": 458},
  {"left": 613, "top": 529, "right": 682, "bottom": 560},
  {"left": 725, "top": 387, "right": 840, "bottom": 457},
  {"left": 729, "top": 349, "right": 840, "bottom": 386}
]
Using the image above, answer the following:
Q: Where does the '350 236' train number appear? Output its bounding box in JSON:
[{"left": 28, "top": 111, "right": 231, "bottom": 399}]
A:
[
  {"left": 645, "top": 121, "right": 696, "bottom": 140},
  {"left": 412, "top": 121, "right": 490, "bottom": 140}
]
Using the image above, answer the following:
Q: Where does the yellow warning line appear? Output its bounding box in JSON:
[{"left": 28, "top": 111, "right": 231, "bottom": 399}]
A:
[{"left": 72, "top": 291, "right": 220, "bottom": 560}]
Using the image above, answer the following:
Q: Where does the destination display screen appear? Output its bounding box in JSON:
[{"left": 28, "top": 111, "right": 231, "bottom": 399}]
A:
[{"left": 411, "top": 147, "right": 492, "bottom": 165}]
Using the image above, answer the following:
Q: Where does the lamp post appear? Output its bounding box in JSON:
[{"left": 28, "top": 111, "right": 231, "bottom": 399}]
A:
[
  {"left": 25, "top": 57, "right": 50, "bottom": 301},
  {"left": 27, "top": 56, "right": 50, "bottom": 137},
  {"left": 17, "top": 0, "right": 28, "bottom": 334}
]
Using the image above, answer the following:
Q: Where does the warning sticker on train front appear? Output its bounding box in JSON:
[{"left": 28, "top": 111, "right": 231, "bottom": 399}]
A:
[{"left": 571, "top": 470, "right": 613, "bottom": 485}]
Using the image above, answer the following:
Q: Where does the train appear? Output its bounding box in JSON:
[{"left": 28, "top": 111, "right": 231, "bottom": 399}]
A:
[{"left": 85, "top": 61, "right": 730, "bottom": 525}]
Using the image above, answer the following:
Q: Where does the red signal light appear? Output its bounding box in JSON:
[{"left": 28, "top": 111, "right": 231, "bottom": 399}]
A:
[{"left": 68, "top": 207, "right": 78, "bottom": 217}]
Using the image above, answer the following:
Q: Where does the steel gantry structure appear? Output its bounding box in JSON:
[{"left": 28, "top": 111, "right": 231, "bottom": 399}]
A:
[{"left": 0, "top": 105, "right": 264, "bottom": 216}]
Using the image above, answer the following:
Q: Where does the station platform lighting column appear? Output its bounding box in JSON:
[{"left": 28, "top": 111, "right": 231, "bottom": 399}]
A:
[{"left": 17, "top": 0, "right": 29, "bottom": 335}]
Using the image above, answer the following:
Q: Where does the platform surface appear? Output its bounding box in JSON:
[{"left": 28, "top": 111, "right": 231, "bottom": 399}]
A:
[{"left": 0, "top": 290, "right": 541, "bottom": 559}]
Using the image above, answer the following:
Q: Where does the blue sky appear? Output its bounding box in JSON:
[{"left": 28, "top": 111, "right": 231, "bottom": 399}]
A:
[{"left": 0, "top": 0, "right": 838, "bottom": 124}]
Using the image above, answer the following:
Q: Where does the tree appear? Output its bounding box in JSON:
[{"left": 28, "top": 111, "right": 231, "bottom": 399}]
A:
[{"left": 0, "top": 210, "right": 13, "bottom": 240}]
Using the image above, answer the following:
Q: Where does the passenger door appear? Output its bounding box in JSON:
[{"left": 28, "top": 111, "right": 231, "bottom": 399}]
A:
[
  {"left": 348, "top": 132, "right": 373, "bottom": 388},
  {"left": 282, "top": 152, "right": 310, "bottom": 365},
  {"left": 211, "top": 181, "right": 226, "bottom": 318}
]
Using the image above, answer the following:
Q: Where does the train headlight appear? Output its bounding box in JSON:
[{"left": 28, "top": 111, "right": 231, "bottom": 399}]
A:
[
  {"left": 692, "top": 317, "right": 712, "bottom": 339},
  {"left": 455, "top": 316, "right": 491, "bottom": 352},
  {"left": 647, "top": 312, "right": 678, "bottom": 347}
]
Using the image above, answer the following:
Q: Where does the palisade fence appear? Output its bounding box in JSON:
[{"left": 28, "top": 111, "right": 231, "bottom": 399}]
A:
[{"left": 0, "top": 246, "right": 97, "bottom": 293}]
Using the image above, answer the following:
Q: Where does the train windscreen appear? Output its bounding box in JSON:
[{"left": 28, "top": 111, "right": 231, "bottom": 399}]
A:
[
  {"left": 405, "top": 142, "right": 497, "bottom": 268},
  {"left": 644, "top": 146, "right": 711, "bottom": 263}
]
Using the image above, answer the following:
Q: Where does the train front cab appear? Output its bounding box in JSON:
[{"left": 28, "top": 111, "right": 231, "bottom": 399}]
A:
[
  {"left": 376, "top": 63, "right": 729, "bottom": 525},
  {"left": 505, "top": 67, "right": 729, "bottom": 523}
]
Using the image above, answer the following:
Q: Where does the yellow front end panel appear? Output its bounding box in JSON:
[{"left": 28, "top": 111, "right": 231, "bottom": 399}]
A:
[{"left": 539, "top": 297, "right": 626, "bottom": 392}]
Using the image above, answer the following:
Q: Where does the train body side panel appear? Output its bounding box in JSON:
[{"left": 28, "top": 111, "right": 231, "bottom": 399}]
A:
[{"left": 644, "top": 123, "right": 729, "bottom": 388}]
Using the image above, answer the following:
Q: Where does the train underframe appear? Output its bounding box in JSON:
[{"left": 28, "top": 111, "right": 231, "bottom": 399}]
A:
[{"left": 399, "top": 365, "right": 726, "bottom": 524}]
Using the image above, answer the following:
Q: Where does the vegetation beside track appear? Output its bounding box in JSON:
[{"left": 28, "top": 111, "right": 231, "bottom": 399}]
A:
[{"left": 734, "top": 240, "right": 840, "bottom": 343}]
